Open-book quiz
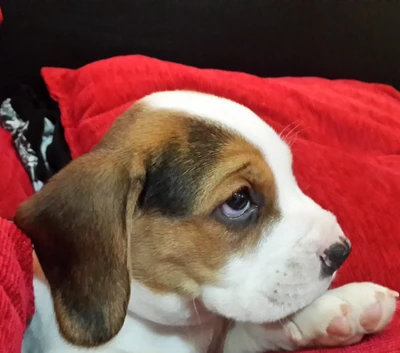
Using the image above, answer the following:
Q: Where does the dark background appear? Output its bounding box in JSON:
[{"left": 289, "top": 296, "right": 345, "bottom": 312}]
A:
[{"left": 1, "top": 0, "right": 400, "bottom": 100}]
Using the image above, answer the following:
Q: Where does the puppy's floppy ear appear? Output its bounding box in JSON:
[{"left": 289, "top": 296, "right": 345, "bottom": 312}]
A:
[{"left": 15, "top": 150, "right": 145, "bottom": 347}]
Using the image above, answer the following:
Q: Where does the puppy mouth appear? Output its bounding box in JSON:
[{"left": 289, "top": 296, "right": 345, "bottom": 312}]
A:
[{"left": 264, "top": 271, "right": 335, "bottom": 319}]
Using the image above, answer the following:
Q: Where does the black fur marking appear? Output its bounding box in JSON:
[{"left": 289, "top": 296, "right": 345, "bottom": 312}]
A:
[{"left": 140, "top": 119, "right": 232, "bottom": 216}]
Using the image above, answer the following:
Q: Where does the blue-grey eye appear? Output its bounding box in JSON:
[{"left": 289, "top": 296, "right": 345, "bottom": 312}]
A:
[{"left": 220, "top": 189, "right": 251, "bottom": 218}]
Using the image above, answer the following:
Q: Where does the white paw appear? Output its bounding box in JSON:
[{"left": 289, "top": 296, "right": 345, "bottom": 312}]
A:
[{"left": 284, "top": 282, "right": 398, "bottom": 348}]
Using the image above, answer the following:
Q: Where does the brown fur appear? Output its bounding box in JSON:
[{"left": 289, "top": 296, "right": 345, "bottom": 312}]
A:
[{"left": 15, "top": 102, "right": 279, "bottom": 347}]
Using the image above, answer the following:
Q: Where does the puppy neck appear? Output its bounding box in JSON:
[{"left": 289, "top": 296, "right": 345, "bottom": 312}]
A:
[{"left": 127, "top": 280, "right": 216, "bottom": 327}]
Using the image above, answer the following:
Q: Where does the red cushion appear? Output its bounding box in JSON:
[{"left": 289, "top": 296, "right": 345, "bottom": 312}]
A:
[
  {"left": 42, "top": 55, "right": 400, "bottom": 352},
  {"left": 0, "top": 127, "right": 33, "bottom": 219}
]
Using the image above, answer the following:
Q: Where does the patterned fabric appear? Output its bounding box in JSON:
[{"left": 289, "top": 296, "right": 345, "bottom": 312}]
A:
[{"left": 0, "top": 98, "right": 54, "bottom": 191}]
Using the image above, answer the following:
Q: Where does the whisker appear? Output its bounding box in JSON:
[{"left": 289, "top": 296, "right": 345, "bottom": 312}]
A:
[
  {"left": 279, "top": 121, "right": 299, "bottom": 139},
  {"left": 280, "top": 122, "right": 310, "bottom": 148},
  {"left": 284, "top": 125, "right": 302, "bottom": 146},
  {"left": 281, "top": 122, "right": 300, "bottom": 139}
]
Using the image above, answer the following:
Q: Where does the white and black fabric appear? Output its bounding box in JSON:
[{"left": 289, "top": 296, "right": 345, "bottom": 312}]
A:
[{"left": 0, "top": 85, "right": 71, "bottom": 191}]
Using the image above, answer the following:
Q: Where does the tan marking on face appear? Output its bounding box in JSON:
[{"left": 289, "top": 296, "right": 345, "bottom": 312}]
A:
[
  {"left": 194, "top": 137, "right": 278, "bottom": 216},
  {"left": 98, "top": 102, "right": 189, "bottom": 153}
]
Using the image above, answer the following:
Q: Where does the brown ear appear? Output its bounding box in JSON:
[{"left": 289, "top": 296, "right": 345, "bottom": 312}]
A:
[{"left": 15, "top": 150, "right": 144, "bottom": 347}]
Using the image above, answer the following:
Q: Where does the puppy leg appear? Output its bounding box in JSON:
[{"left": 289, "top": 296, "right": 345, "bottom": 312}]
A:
[
  {"left": 283, "top": 282, "right": 398, "bottom": 348},
  {"left": 224, "top": 282, "right": 398, "bottom": 353}
]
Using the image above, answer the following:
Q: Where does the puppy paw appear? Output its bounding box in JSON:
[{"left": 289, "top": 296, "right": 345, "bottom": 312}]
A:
[{"left": 284, "top": 282, "right": 398, "bottom": 348}]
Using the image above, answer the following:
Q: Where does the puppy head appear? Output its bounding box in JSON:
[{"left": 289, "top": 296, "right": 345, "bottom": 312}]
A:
[{"left": 15, "top": 91, "right": 351, "bottom": 347}]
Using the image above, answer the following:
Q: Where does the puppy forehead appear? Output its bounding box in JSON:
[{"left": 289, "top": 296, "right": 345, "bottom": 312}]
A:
[{"left": 142, "top": 91, "right": 293, "bottom": 183}]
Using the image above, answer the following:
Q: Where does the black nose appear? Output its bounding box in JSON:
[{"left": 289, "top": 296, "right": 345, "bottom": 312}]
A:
[{"left": 320, "top": 240, "right": 351, "bottom": 277}]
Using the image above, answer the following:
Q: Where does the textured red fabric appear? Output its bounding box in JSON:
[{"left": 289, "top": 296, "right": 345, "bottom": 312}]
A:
[
  {"left": 0, "top": 127, "right": 34, "bottom": 219},
  {"left": 0, "top": 218, "right": 33, "bottom": 353},
  {"left": 41, "top": 55, "right": 400, "bottom": 352},
  {"left": 0, "top": 126, "right": 34, "bottom": 353}
]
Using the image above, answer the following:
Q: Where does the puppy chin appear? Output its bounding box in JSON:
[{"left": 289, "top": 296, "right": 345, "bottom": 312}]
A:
[
  {"left": 200, "top": 271, "right": 334, "bottom": 324},
  {"left": 202, "top": 279, "right": 331, "bottom": 323}
]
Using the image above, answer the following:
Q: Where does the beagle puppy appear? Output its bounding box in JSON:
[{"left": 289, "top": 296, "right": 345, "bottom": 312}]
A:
[{"left": 17, "top": 91, "right": 397, "bottom": 353}]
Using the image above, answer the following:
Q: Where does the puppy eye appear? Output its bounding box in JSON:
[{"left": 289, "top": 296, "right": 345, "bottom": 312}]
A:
[
  {"left": 214, "top": 187, "right": 259, "bottom": 227},
  {"left": 220, "top": 189, "right": 251, "bottom": 218}
]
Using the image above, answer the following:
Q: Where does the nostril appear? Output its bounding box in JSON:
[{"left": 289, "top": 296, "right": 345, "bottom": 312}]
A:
[
  {"left": 320, "top": 240, "right": 351, "bottom": 277},
  {"left": 328, "top": 242, "right": 351, "bottom": 265}
]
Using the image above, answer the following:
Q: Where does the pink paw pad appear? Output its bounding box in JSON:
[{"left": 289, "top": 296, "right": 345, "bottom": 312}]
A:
[
  {"left": 359, "top": 292, "right": 384, "bottom": 332},
  {"left": 326, "top": 316, "right": 351, "bottom": 337},
  {"left": 326, "top": 304, "right": 352, "bottom": 337}
]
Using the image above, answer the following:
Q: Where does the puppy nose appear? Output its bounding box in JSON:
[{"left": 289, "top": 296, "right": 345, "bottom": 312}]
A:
[{"left": 320, "top": 238, "right": 351, "bottom": 276}]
